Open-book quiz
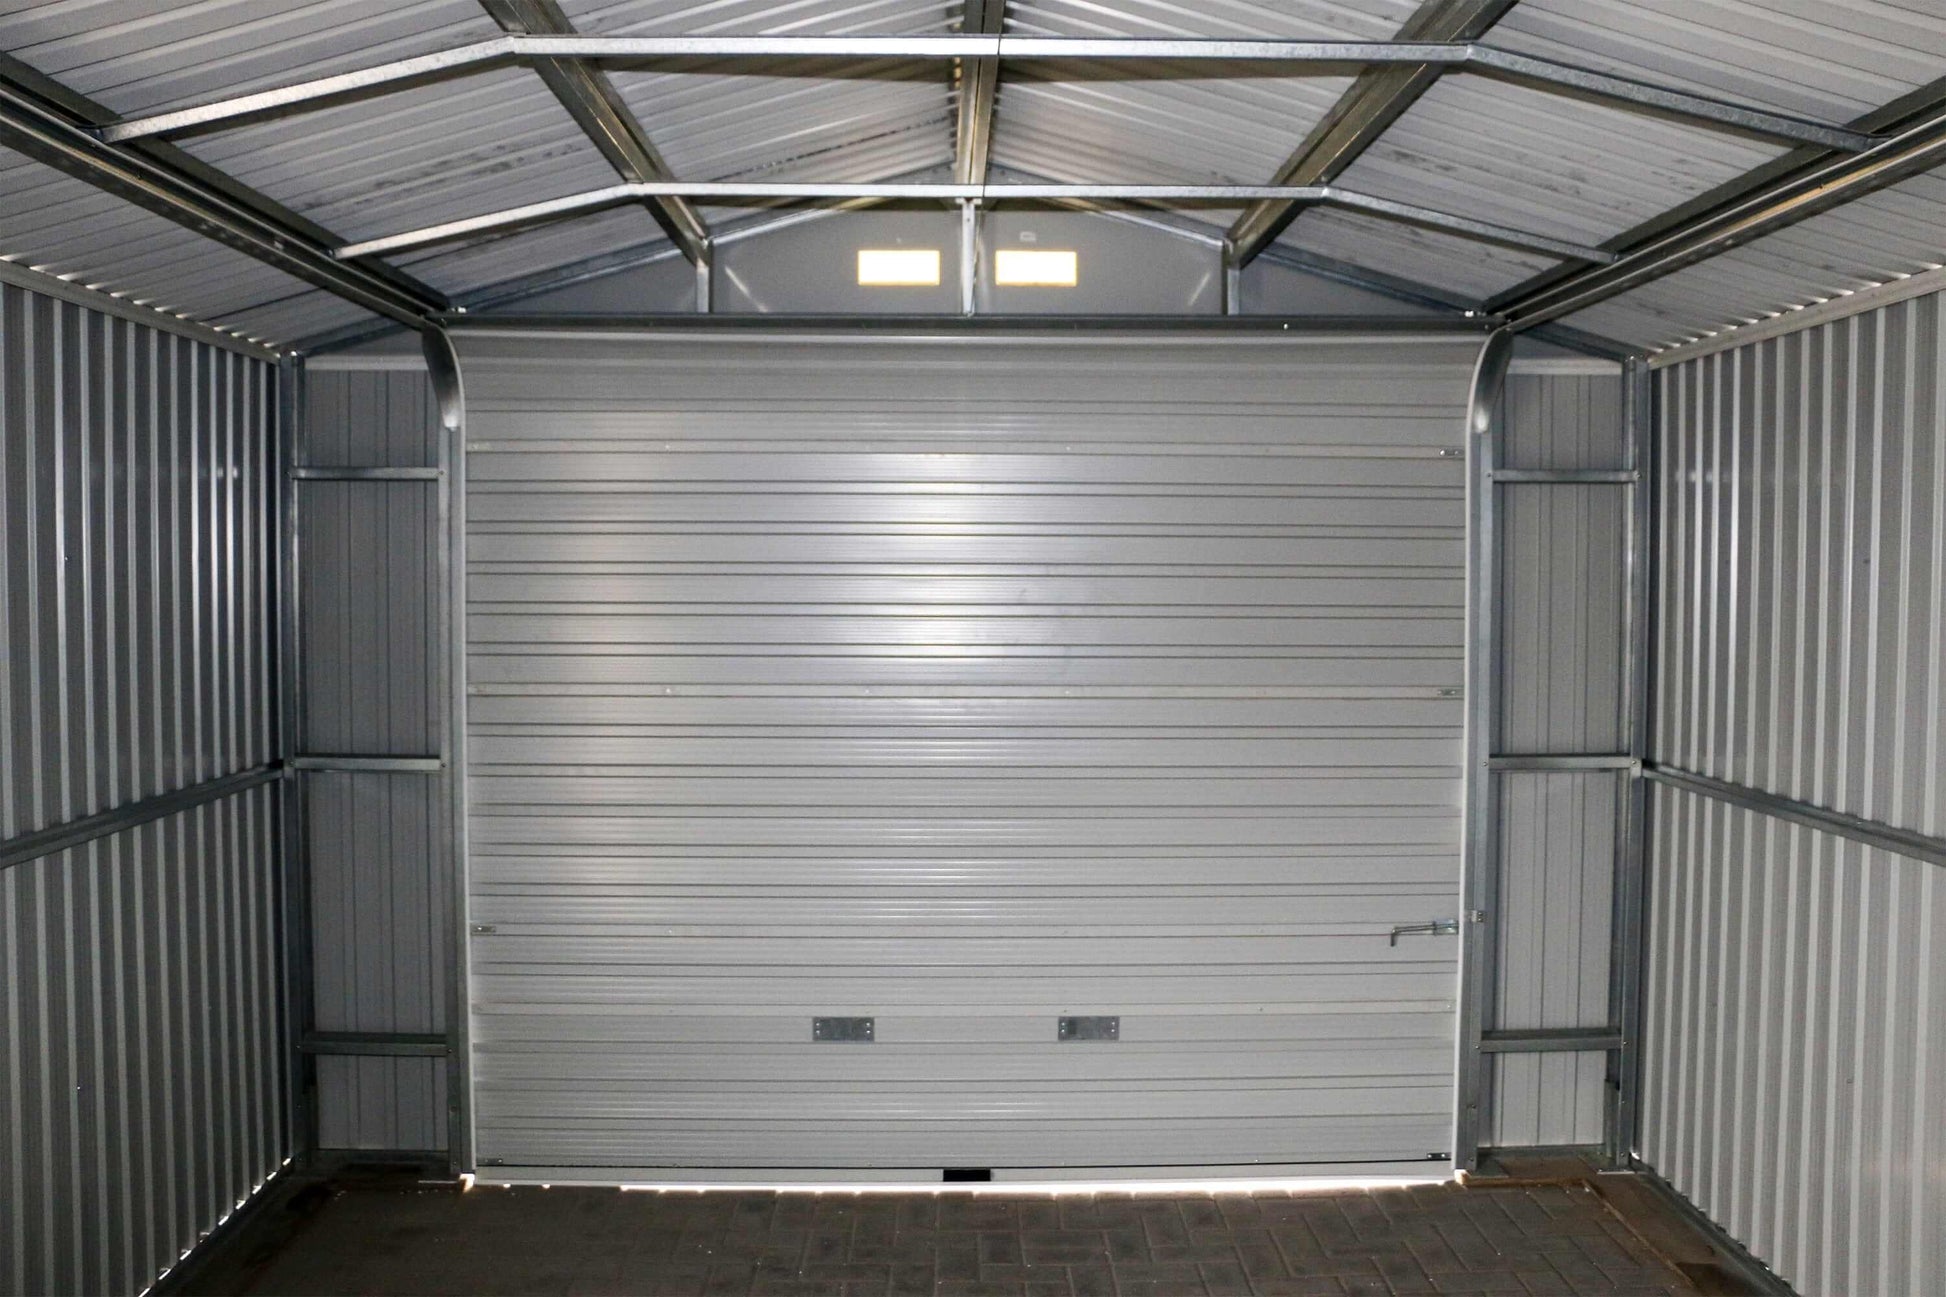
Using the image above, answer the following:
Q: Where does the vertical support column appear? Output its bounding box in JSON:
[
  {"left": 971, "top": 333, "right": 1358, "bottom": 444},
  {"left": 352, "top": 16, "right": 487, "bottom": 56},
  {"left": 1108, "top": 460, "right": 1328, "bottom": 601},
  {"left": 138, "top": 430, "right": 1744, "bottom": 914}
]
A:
[
  {"left": 1222, "top": 241, "right": 1243, "bottom": 316},
  {"left": 424, "top": 328, "right": 472, "bottom": 1176},
  {"left": 274, "top": 353, "right": 317, "bottom": 1163},
  {"left": 695, "top": 240, "right": 713, "bottom": 314},
  {"left": 1606, "top": 355, "right": 1656, "bottom": 1168},
  {"left": 960, "top": 200, "right": 980, "bottom": 317},
  {"left": 1454, "top": 328, "right": 1513, "bottom": 1170}
]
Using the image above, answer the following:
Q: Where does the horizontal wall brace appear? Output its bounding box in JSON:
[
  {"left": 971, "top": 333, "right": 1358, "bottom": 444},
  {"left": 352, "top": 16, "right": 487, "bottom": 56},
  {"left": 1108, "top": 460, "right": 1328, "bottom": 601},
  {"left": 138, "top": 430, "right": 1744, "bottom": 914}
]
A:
[
  {"left": 1481, "top": 1028, "right": 1624, "bottom": 1053},
  {"left": 1643, "top": 763, "right": 1946, "bottom": 869},
  {"left": 1488, "top": 754, "right": 1639, "bottom": 772},
  {"left": 299, "top": 1032, "right": 452, "bottom": 1058},
  {"left": 1490, "top": 469, "right": 1639, "bottom": 484},
  {"left": 292, "top": 465, "right": 444, "bottom": 481},
  {"left": 1, "top": 763, "right": 283, "bottom": 873},
  {"left": 291, "top": 755, "right": 445, "bottom": 774}
]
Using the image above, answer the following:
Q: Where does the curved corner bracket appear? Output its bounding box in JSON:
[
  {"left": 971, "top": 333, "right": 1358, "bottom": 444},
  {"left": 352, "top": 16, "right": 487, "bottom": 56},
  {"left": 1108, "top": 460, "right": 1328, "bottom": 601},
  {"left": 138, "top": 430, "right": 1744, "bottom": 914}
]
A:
[
  {"left": 421, "top": 326, "right": 464, "bottom": 432},
  {"left": 1466, "top": 327, "right": 1516, "bottom": 437}
]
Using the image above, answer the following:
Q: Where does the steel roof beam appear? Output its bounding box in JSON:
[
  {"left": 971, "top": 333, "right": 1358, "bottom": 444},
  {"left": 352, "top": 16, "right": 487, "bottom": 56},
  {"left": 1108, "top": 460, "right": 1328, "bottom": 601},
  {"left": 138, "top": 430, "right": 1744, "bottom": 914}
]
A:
[
  {"left": 1493, "top": 101, "right": 1946, "bottom": 330},
  {"left": 1229, "top": 0, "right": 1519, "bottom": 268},
  {"left": 333, "top": 180, "right": 1616, "bottom": 265},
  {"left": 955, "top": 1, "right": 1007, "bottom": 185},
  {"left": 0, "top": 68, "right": 446, "bottom": 330},
  {"left": 477, "top": 0, "right": 710, "bottom": 265},
  {"left": 99, "top": 36, "right": 1873, "bottom": 157}
]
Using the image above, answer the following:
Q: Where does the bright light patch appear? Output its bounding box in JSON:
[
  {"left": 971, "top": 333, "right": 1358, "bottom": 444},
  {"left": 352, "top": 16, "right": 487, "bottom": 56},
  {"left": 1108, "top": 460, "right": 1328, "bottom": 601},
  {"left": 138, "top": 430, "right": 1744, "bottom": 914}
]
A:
[
  {"left": 995, "top": 248, "right": 1079, "bottom": 287},
  {"left": 857, "top": 248, "right": 942, "bottom": 287},
  {"left": 599, "top": 1174, "right": 1450, "bottom": 1196}
]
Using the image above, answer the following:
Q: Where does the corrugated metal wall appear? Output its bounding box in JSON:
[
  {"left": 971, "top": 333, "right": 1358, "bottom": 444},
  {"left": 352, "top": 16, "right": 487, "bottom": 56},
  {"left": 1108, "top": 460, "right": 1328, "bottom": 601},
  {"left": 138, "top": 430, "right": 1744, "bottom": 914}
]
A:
[
  {"left": 0, "top": 281, "right": 285, "bottom": 1296},
  {"left": 1644, "top": 291, "right": 1946, "bottom": 1295},
  {"left": 1486, "top": 368, "right": 1629, "bottom": 1148},
  {"left": 298, "top": 362, "right": 452, "bottom": 1153},
  {"left": 453, "top": 330, "right": 1479, "bottom": 1179}
]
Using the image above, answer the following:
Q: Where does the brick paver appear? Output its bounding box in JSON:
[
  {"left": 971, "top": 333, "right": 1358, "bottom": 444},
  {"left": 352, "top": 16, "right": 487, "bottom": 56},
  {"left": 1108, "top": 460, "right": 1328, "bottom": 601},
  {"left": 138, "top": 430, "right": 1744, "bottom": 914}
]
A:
[{"left": 212, "top": 1180, "right": 1705, "bottom": 1296}]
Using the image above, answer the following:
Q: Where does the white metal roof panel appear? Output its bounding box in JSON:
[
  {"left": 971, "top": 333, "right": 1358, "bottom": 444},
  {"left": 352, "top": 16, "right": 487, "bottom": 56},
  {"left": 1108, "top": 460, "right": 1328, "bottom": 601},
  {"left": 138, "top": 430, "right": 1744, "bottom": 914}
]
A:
[
  {"left": 0, "top": 0, "right": 500, "bottom": 117},
  {"left": 0, "top": 142, "right": 380, "bottom": 344},
  {"left": 994, "top": 0, "right": 1416, "bottom": 187},
  {"left": 1490, "top": 0, "right": 1946, "bottom": 124},
  {"left": 401, "top": 203, "right": 666, "bottom": 298},
  {"left": 1332, "top": 77, "right": 1783, "bottom": 248},
  {"left": 559, "top": 0, "right": 955, "bottom": 183},
  {"left": 176, "top": 67, "right": 618, "bottom": 245},
  {"left": 1559, "top": 170, "right": 1946, "bottom": 350},
  {"left": 1292, "top": 205, "right": 1559, "bottom": 303}
]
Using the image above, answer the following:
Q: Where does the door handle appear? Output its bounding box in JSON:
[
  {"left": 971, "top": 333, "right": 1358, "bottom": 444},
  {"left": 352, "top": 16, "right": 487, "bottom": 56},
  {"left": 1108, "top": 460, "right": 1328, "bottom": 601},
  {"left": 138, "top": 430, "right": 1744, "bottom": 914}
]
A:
[{"left": 1389, "top": 919, "right": 1460, "bottom": 947}]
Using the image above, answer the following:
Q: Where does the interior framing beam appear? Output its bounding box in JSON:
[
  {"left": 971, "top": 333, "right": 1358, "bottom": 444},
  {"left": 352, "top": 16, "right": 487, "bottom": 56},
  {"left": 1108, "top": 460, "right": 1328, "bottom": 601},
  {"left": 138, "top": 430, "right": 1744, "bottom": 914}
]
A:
[
  {"left": 333, "top": 180, "right": 1617, "bottom": 265},
  {"left": 954, "top": 0, "right": 1007, "bottom": 185},
  {"left": 477, "top": 0, "right": 711, "bottom": 265},
  {"left": 96, "top": 36, "right": 1875, "bottom": 160},
  {"left": 1228, "top": 0, "right": 1520, "bottom": 267}
]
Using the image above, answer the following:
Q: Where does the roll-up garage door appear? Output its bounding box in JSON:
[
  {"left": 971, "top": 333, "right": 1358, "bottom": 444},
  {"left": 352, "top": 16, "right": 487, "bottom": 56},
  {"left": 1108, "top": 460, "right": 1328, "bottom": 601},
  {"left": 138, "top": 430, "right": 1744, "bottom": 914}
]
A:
[{"left": 452, "top": 331, "right": 1479, "bottom": 1181}]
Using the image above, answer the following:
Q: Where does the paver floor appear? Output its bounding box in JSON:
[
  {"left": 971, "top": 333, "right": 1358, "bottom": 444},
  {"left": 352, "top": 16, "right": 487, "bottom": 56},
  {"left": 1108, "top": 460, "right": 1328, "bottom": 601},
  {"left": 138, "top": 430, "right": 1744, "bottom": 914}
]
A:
[{"left": 177, "top": 1173, "right": 1747, "bottom": 1296}]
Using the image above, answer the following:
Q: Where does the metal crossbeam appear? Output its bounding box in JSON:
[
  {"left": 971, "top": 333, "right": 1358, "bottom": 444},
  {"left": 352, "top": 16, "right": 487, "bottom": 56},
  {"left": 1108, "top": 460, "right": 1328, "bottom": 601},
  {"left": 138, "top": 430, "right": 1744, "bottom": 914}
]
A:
[
  {"left": 478, "top": 0, "right": 710, "bottom": 265},
  {"left": 98, "top": 36, "right": 1874, "bottom": 157},
  {"left": 1230, "top": 0, "right": 1519, "bottom": 267},
  {"left": 0, "top": 60, "right": 446, "bottom": 330},
  {"left": 335, "top": 180, "right": 1617, "bottom": 265},
  {"left": 1481, "top": 1028, "right": 1624, "bottom": 1053}
]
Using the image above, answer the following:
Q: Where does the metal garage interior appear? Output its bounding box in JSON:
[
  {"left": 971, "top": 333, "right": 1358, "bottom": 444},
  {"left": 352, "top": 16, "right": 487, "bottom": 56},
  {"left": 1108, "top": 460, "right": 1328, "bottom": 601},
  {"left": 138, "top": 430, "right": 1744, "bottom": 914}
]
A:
[{"left": 1, "top": 3, "right": 1942, "bottom": 1296}]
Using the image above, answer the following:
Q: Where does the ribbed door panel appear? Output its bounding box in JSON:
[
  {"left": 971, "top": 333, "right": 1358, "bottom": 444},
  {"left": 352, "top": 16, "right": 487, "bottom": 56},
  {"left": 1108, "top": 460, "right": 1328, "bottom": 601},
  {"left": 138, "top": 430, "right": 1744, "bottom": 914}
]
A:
[{"left": 452, "top": 333, "right": 1478, "bottom": 1178}]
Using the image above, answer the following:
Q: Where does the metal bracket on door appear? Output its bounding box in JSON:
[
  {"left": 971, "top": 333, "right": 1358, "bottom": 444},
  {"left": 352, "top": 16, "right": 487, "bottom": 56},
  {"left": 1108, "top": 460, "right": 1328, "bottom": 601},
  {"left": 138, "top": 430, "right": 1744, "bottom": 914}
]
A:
[
  {"left": 812, "top": 1016, "right": 875, "bottom": 1042},
  {"left": 1057, "top": 1015, "right": 1120, "bottom": 1041},
  {"left": 1389, "top": 919, "right": 1460, "bottom": 947}
]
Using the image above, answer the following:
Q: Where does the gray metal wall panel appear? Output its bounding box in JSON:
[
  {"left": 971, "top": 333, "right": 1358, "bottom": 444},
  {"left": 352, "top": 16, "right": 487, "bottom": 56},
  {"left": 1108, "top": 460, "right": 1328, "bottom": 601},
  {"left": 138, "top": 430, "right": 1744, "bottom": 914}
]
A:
[
  {"left": 1496, "top": 484, "right": 1626, "bottom": 755},
  {"left": 1645, "top": 289, "right": 1946, "bottom": 1295},
  {"left": 298, "top": 368, "right": 438, "bottom": 469},
  {"left": 315, "top": 1058, "right": 449, "bottom": 1154},
  {"left": 0, "top": 766, "right": 284, "bottom": 1297},
  {"left": 1, "top": 278, "right": 284, "bottom": 1297},
  {"left": 1656, "top": 293, "right": 1944, "bottom": 839},
  {"left": 307, "top": 773, "right": 449, "bottom": 1037},
  {"left": 453, "top": 330, "right": 1478, "bottom": 1177},
  {"left": 299, "top": 366, "right": 451, "bottom": 1152},
  {"left": 1643, "top": 785, "right": 1946, "bottom": 1297},
  {"left": 2, "top": 282, "right": 276, "bottom": 839},
  {"left": 297, "top": 482, "right": 439, "bottom": 756},
  {"left": 1503, "top": 372, "right": 1628, "bottom": 473},
  {"left": 1486, "top": 371, "right": 1627, "bottom": 1149}
]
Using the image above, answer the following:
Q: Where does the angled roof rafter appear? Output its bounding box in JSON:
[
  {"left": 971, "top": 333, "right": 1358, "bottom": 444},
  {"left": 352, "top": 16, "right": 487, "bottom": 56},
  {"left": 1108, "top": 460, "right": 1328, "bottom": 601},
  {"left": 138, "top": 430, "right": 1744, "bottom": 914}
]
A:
[
  {"left": 476, "top": 0, "right": 709, "bottom": 266},
  {"left": 954, "top": 1, "right": 1006, "bottom": 187},
  {"left": 1227, "top": 0, "right": 1520, "bottom": 268}
]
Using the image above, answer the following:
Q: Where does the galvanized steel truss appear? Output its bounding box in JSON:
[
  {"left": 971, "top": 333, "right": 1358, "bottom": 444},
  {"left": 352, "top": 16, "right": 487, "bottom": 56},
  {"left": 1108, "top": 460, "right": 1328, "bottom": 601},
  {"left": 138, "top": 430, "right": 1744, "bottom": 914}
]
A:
[{"left": 4, "top": 8, "right": 1942, "bottom": 346}]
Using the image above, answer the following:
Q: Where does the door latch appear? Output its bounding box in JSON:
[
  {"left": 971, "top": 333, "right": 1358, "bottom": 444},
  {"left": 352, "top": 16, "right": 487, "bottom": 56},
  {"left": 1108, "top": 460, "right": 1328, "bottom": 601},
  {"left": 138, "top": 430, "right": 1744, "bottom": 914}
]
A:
[{"left": 1389, "top": 919, "right": 1460, "bottom": 947}]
